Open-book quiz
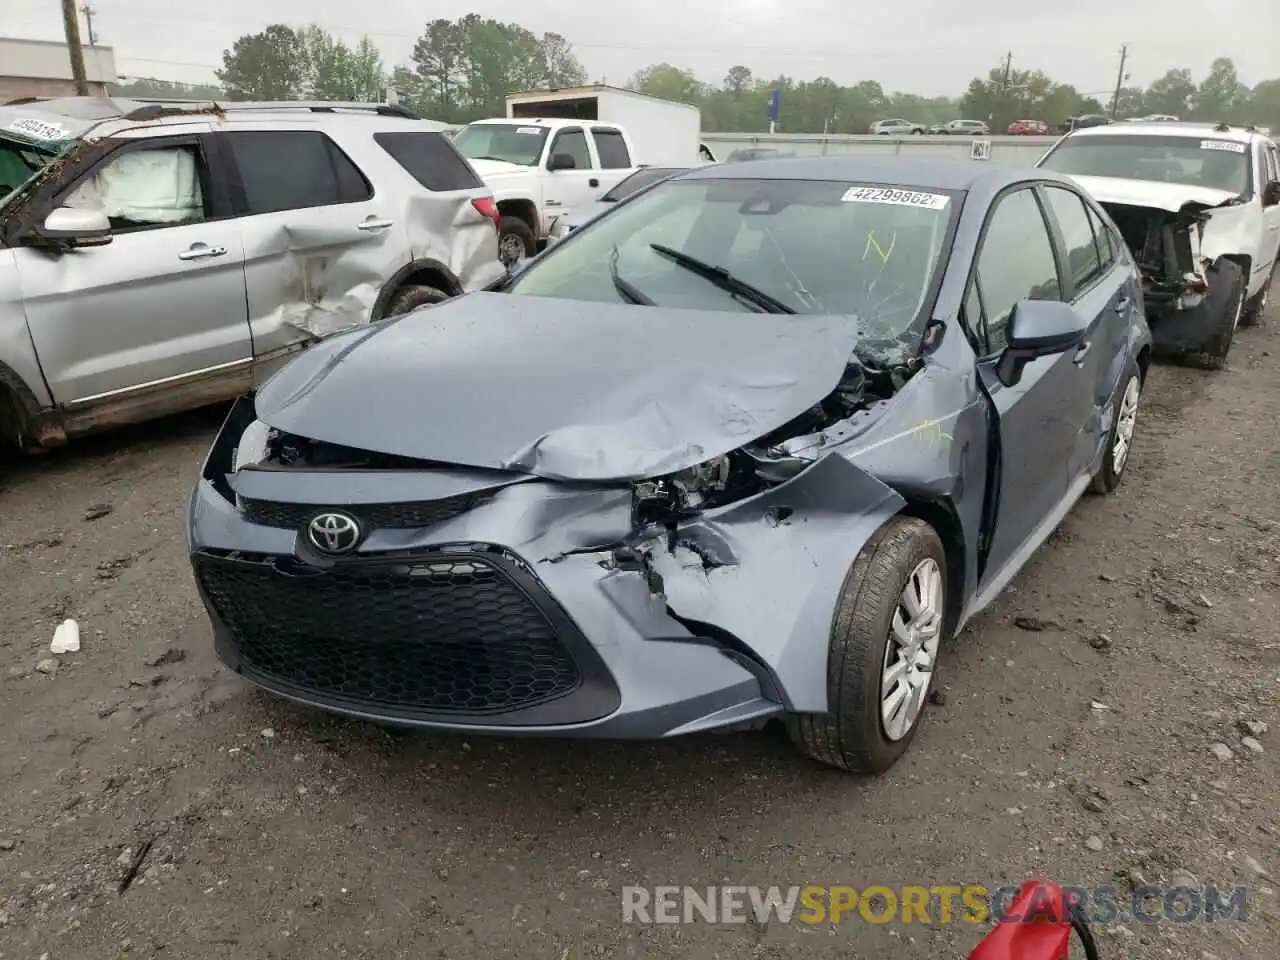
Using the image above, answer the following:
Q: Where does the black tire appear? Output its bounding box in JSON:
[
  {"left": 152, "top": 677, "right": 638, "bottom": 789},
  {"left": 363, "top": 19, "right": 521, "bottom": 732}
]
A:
[
  {"left": 1240, "top": 260, "right": 1275, "bottom": 328},
  {"left": 498, "top": 216, "right": 537, "bottom": 266},
  {"left": 1183, "top": 259, "right": 1244, "bottom": 370},
  {"left": 787, "top": 516, "right": 947, "bottom": 774},
  {"left": 911, "top": 128, "right": 923, "bottom": 135},
  {"left": 383, "top": 284, "right": 450, "bottom": 318},
  {"left": 1089, "top": 358, "right": 1142, "bottom": 495}
]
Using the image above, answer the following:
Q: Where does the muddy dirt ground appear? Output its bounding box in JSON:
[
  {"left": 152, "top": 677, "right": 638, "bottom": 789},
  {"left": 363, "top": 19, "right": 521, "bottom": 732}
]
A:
[{"left": 2, "top": 299, "right": 1278, "bottom": 960}]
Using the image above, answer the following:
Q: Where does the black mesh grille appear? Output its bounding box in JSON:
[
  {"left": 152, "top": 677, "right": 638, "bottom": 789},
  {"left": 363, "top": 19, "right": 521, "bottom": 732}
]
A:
[
  {"left": 240, "top": 491, "right": 494, "bottom": 530},
  {"left": 195, "top": 553, "right": 581, "bottom": 714}
]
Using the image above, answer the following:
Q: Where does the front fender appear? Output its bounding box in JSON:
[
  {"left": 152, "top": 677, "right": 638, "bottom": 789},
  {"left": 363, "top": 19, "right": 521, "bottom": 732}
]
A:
[{"left": 645, "top": 453, "right": 906, "bottom": 713}]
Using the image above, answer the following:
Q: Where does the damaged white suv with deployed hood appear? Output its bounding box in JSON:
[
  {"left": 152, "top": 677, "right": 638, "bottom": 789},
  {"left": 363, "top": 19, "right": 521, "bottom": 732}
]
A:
[
  {"left": 1038, "top": 122, "right": 1280, "bottom": 368},
  {"left": 0, "top": 96, "right": 503, "bottom": 450}
]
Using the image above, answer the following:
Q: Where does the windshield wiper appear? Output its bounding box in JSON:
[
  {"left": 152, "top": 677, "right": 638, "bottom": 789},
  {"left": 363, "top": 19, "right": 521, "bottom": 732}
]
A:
[
  {"left": 609, "top": 245, "right": 653, "bottom": 306},
  {"left": 468, "top": 155, "right": 518, "bottom": 163},
  {"left": 649, "top": 243, "right": 795, "bottom": 314}
]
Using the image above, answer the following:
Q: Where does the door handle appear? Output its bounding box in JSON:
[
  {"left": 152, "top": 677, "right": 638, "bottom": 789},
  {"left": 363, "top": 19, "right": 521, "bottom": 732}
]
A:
[
  {"left": 177, "top": 244, "right": 226, "bottom": 261},
  {"left": 1113, "top": 295, "right": 1130, "bottom": 312},
  {"left": 589, "top": 178, "right": 599, "bottom": 188},
  {"left": 357, "top": 218, "right": 394, "bottom": 231},
  {"left": 1073, "top": 340, "right": 1092, "bottom": 364}
]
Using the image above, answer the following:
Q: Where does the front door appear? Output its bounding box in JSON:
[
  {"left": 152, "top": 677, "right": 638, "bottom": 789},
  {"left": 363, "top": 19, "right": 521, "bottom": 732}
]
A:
[
  {"left": 1260, "top": 141, "right": 1280, "bottom": 283},
  {"left": 15, "top": 134, "right": 253, "bottom": 419},
  {"left": 542, "top": 126, "right": 600, "bottom": 234},
  {"left": 967, "top": 186, "right": 1084, "bottom": 586}
]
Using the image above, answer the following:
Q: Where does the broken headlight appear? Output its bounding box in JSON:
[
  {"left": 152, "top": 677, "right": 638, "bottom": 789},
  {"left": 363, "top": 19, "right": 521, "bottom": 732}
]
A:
[{"left": 231, "top": 419, "right": 275, "bottom": 472}]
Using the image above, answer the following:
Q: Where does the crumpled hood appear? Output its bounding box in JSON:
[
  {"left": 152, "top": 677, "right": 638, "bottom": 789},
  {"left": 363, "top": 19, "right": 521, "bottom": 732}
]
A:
[
  {"left": 254, "top": 292, "right": 861, "bottom": 482},
  {"left": 1067, "top": 174, "right": 1240, "bottom": 214},
  {"left": 466, "top": 158, "right": 534, "bottom": 178}
]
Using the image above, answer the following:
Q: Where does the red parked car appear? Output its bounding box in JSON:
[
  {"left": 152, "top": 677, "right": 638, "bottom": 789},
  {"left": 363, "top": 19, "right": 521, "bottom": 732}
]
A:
[{"left": 1007, "top": 119, "right": 1050, "bottom": 135}]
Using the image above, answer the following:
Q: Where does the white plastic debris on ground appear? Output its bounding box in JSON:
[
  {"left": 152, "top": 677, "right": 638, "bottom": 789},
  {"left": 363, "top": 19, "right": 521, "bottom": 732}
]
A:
[{"left": 50, "top": 618, "right": 80, "bottom": 654}]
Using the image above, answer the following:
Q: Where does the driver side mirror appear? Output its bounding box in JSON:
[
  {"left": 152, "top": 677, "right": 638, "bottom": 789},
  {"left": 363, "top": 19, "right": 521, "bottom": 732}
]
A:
[
  {"left": 1264, "top": 181, "right": 1280, "bottom": 207},
  {"left": 547, "top": 153, "right": 576, "bottom": 172},
  {"left": 996, "top": 299, "right": 1088, "bottom": 388},
  {"left": 33, "top": 207, "right": 113, "bottom": 248}
]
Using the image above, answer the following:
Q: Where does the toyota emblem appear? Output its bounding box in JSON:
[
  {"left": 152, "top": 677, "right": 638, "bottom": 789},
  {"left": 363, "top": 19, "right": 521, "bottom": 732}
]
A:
[{"left": 306, "top": 511, "right": 361, "bottom": 554}]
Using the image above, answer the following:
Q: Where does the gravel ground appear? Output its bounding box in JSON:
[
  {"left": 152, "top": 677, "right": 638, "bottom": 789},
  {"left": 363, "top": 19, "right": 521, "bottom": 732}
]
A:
[{"left": 1, "top": 297, "right": 1277, "bottom": 960}]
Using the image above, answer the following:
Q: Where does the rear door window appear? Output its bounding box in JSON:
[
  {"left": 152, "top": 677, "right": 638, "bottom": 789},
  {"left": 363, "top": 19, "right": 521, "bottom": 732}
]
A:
[
  {"left": 225, "top": 131, "right": 372, "bottom": 215},
  {"left": 591, "top": 128, "right": 631, "bottom": 169},
  {"left": 373, "top": 132, "right": 483, "bottom": 191}
]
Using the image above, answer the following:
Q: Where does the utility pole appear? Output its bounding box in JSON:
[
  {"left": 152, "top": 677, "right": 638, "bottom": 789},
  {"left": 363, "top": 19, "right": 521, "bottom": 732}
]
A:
[
  {"left": 997, "top": 51, "right": 1012, "bottom": 129},
  {"left": 81, "top": 4, "right": 97, "bottom": 45},
  {"left": 60, "top": 0, "right": 90, "bottom": 95},
  {"left": 1110, "top": 44, "right": 1129, "bottom": 120}
]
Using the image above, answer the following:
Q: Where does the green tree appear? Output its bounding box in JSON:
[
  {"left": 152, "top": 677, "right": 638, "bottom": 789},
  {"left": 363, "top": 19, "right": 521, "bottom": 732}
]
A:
[
  {"left": 462, "top": 18, "right": 548, "bottom": 116},
  {"left": 626, "top": 63, "right": 706, "bottom": 104},
  {"left": 539, "top": 32, "right": 586, "bottom": 86},
  {"left": 1144, "top": 68, "right": 1196, "bottom": 118},
  {"left": 298, "top": 27, "right": 385, "bottom": 101},
  {"left": 216, "top": 24, "right": 306, "bottom": 100},
  {"left": 1195, "top": 57, "right": 1248, "bottom": 122},
  {"left": 411, "top": 18, "right": 467, "bottom": 118},
  {"left": 1248, "top": 78, "right": 1280, "bottom": 130}
]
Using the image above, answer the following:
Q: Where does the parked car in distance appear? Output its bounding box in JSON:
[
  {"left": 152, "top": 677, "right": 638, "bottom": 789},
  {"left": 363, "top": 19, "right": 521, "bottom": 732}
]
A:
[
  {"left": 550, "top": 165, "right": 689, "bottom": 240},
  {"left": 1007, "top": 119, "right": 1049, "bottom": 135},
  {"left": 1037, "top": 121, "right": 1280, "bottom": 368},
  {"left": 0, "top": 96, "right": 503, "bottom": 452},
  {"left": 934, "top": 119, "right": 990, "bottom": 136},
  {"left": 1059, "top": 114, "right": 1112, "bottom": 133},
  {"left": 869, "top": 119, "right": 926, "bottom": 135},
  {"left": 190, "top": 155, "right": 1152, "bottom": 775}
]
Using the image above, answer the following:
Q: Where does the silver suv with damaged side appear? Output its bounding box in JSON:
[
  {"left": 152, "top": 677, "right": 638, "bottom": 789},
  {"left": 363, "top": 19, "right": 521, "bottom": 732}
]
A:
[{"left": 0, "top": 97, "right": 504, "bottom": 450}]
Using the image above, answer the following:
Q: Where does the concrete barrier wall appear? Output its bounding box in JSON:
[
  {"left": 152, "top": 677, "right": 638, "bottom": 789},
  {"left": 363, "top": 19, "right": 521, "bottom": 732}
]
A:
[{"left": 702, "top": 133, "right": 1062, "bottom": 167}]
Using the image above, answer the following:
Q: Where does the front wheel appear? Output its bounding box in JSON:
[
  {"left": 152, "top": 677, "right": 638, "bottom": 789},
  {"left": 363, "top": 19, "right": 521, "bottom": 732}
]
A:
[
  {"left": 787, "top": 516, "right": 947, "bottom": 774},
  {"left": 1090, "top": 358, "right": 1142, "bottom": 494}
]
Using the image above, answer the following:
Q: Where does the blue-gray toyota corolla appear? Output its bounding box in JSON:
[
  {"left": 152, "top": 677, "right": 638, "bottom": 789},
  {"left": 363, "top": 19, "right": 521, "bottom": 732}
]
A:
[{"left": 188, "top": 156, "right": 1152, "bottom": 774}]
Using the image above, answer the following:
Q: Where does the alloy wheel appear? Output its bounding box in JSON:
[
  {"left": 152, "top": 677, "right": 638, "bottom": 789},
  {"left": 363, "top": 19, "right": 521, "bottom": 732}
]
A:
[
  {"left": 1112, "top": 375, "right": 1141, "bottom": 474},
  {"left": 881, "top": 558, "right": 943, "bottom": 741}
]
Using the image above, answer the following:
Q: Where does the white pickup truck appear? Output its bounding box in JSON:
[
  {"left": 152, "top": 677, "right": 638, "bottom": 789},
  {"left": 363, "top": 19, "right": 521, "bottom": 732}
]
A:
[
  {"left": 453, "top": 118, "right": 639, "bottom": 265},
  {"left": 453, "top": 85, "right": 714, "bottom": 265}
]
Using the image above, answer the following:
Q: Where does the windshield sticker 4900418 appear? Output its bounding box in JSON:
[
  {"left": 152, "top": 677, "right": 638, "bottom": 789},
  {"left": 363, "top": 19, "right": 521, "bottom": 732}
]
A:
[{"left": 841, "top": 187, "right": 950, "bottom": 210}]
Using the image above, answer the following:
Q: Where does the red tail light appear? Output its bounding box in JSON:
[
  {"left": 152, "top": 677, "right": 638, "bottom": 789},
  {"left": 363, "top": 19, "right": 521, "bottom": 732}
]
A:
[{"left": 472, "top": 196, "right": 500, "bottom": 233}]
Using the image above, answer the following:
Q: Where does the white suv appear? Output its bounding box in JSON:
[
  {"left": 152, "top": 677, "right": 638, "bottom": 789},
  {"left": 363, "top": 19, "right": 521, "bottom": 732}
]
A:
[
  {"left": 0, "top": 97, "right": 504, "bottom": 449},
  {"left": 1038, "top": 122, "right": 1280, "bottom": 368}
]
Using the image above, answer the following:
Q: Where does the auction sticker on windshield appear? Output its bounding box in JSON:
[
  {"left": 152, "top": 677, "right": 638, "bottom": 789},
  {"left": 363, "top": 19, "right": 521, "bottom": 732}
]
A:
[
  {"left": 841, "top": 187, "right": 949, "bottom": 210},
  {"left": 516, "top": 127, "right": 543, "bottom": 135},
  {"left": 1200, "top": 140, "right": 1246, "bottom": 153},
  {"left": 7, "top": 117, "right": 71, "bottom": 141}
]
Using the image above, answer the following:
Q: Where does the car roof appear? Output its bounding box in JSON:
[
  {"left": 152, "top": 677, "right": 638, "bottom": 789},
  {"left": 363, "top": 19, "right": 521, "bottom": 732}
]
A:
[
  {"left": 0, "top": 96, "right": 444, "bottom": 145},
  {"left": 676, "top": 155, "right": 1048, "bottom": 193},
  {"left": 1067, "top": 121, "right": 1261, "bottom": 144}
]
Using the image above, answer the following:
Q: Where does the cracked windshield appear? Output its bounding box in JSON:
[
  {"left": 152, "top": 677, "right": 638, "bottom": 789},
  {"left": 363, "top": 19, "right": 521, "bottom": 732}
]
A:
[{"left": 1, "top": 0, "right": 1278, "bottom": 958}]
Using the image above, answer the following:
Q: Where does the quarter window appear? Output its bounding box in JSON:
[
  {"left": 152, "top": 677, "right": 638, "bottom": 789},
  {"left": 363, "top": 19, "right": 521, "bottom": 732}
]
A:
[
  {"left": 549, "top": 129, "right": 592, "bottom": 170},
  {"left": 226, "top": 131, "right": 372, "bottom": 215},
  {"left": 1044, "top": 186, "right": 1103, "bottom": 294},
  {"left": 972, "top": 188, "right": 1062, "bottom": 354}
]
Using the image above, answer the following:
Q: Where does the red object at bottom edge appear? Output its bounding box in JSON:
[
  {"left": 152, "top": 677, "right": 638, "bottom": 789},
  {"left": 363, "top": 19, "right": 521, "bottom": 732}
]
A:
[{"left": 967, "top": 881, "right": 1072, "bottom": 960}]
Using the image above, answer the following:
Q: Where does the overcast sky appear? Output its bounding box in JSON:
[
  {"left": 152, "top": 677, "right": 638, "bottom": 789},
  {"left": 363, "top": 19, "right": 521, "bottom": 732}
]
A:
[{"left": 4, "top": 0, "right": 1276, "bottom": 97}]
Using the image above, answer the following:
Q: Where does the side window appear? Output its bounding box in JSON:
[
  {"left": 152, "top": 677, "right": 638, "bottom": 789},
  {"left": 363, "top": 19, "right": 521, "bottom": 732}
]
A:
[
  {"left": 591, "top": 128, "right": 631, "bottom": 169},
  {"left": 974, "top": 188, "right": 1062, "bottom": 354},
  {"left": 226, "top": 131, "right": 371, "bottom": 215},
  {"left": 1043, "top": 186, "right": 1103, "bottom": 294},
  {"left": 1085, "top": 204, "right": 1118, "bottom": 272},
  {"left": 373, "top": 132, "right": 483, "bottom": 191},
  {"left": 60, "top": 144, "right": 207, "bottom": 230},
  {"left": 549, "top": 129, "right": 592, "bottom": 170},
  {"left": 1266, "top": 144, "right": 1279, "bottom": 183}
]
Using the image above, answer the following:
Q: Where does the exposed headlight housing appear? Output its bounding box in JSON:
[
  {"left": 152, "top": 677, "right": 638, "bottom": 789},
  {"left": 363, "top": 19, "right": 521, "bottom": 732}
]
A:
[{"left": 231, "top": 419, "right": 275, "bottom": 472}]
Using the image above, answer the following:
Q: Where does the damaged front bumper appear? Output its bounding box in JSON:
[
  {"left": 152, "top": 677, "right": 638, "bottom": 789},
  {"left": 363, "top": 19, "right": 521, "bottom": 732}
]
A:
[{"left": 187, "top": 399, "right": 904, "bottom": 737}]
